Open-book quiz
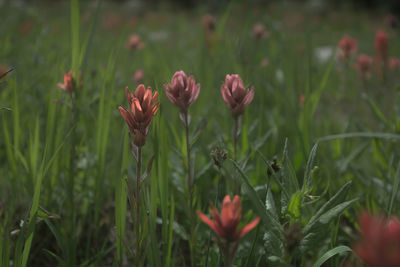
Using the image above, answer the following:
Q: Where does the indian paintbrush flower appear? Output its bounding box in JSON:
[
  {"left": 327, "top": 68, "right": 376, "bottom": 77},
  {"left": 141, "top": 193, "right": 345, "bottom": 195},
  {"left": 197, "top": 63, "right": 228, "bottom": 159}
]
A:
[
  {"left": 118, "top": 84, "right": 159, "bottom": 147},
  {"left": 355, "top": 54, "right": 372, "bottom": 78},
  {"left": 338, "top": 35, "right": 357, "bottom": 61},
  {"left": 220, "top": 74, "right": 254, "bottom": 118},
  {"left": 133, "top": 69, "right": 144, "bottom": 84},
  {"left": 252, "top": 23, "right": 269, "bottom": 40},
  {"left": 164, "top": 70, "right": 200, "bottom": 112},
  {"left": 375, "top": 30, "right": 389, "bottom": 63},
  {"left": 354, "top": 212, "right": 400, "bottom": 267},
  {"left": 389, "top": 57, "right": 400, "bottom": 70},
  {"left": 57, "top": 70, "right": 83, "bottom": 93},
  {"left": 127, "top": 34, "right": 145, "bottom": 51},
  {"left": 197, "top": 195, "right": 260, "bottom": 242},
  {"left": 197, "top": 195, "right": 260, "bottom": 267}
]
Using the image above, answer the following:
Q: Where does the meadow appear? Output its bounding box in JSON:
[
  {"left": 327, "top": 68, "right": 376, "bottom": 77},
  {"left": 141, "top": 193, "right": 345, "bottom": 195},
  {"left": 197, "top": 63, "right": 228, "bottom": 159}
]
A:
[{"left": 1, "top": 0, "right": 400, "bottom": 266}]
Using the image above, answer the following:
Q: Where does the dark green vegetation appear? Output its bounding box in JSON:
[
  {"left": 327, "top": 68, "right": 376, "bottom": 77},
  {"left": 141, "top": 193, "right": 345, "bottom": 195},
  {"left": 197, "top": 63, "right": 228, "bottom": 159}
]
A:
[{"left": 1, "top": 1, "right": 400, "bottom": 266}]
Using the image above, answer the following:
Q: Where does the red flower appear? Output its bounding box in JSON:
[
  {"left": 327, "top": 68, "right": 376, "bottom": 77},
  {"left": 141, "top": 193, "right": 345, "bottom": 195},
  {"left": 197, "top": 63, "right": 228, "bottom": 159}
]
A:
[
  {"left": 197, "top": 195, "right": 260, "bottom": 243},
  {"left": 354, "top": 212, "right": 400, "bottom": 267},
  {"left": 355, "top": 54, "right": 372, "bottom": 77},
  {"left": 338, "top": 35, "right": 357, "bottom": 61},
  {"left": 375, "top": 30, "right": 389, "bottom": 63},
  {"left": 118, "top": 84, "right": 159, "bottom": 147},
  {"left": 132, "top": 69, "right": 144, "bottom": 84},
  {"left": 57, "top": 70, "right": 83, "bottom": 93},
  {"left": 164, "top": 70, "right": 200, "bottom": 112},
  {"left": 221, "top": 74, "right": 254, "bottom": 118}
]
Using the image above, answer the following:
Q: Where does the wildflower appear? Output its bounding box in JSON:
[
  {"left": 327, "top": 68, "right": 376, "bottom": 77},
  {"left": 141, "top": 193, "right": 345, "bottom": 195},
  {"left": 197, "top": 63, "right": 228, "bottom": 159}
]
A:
[
  {"left": 210, "top": 147, "right": 228, "bottom": 169},
  {"left": 197, "top": 195, "right": 260, "bottom": 266},
  {"left": 197, "top": 195, "right": 259, "bottom": 242},
  {"left": 127, "top": 34, "right": 145, "bottom": 51},
  {"left": 133, "top": 69, "right": 144, "bottom": 83},
  {"left": 375, "top": 30, "right": 389, "bottom": 63},
  {"left": 118, "top": 84, "right": 159, "bottom": 147},
  {"left": 355, "top": 54, "right": 372, "bottom": 77},
  {"left": 164, "top": 70, "right": 200, "bottom": 112},
  {"left": 252, "top": 23, "right": 269, "bottom": 40},
  {"left": 299, "top": 94, "right": 306, "bottom": 107},
  {"left": 202, "top": 14, "right": 216, "bottom": 32},
  {"left": 260, "top": 58, "right": 270, "bottom": 67},
  {"left": 338, "top": 35, "right": 357, "bottom": 61},
  {"left": 354, "top": 212, "right": 400, "bottom": 267},
  {"left": 221, "top": 74, "right": 254, "bottom": 118},
  {"left": 384, "top": 14, "right": 399, "bottom": 29},
  {"left": 0, "top": 65, "right": 12, "bottom": 80},
  {"left": 57, "top": 70, "right": 83, "bottom": 93},
  {"left": 389, "top": 57, "right": 400, "bottom": 70}
]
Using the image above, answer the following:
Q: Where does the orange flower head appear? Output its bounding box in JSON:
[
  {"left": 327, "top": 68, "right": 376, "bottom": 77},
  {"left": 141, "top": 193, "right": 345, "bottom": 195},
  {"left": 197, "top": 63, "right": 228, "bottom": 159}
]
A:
[
  {"left": 127, "top": 34, "right": 145, "bottom": 51},
  {"left": 197, "top": 195, "right": 260, "bottom": 243},
  {"left": 164, "top": 70, "right": 200, "bottom": 112},
  {"left": 119, "top": 84, "right": 159, "bottom": 147},
  {"left": 375, "top": 30, "right": 389, "bottom": 62},
  {"left": 221, "top": 74, "right": 254, "bottom": 118},
  {"left": 57, "top": 70, "right": 83, "bottom": 93},
  {"left": 338, "top": 35, "right": 358, "bottom": 60},
  {"left": 355, "top": 54, "right": 372, "bottom": 76},
  {"left": 354, "top": 212, "right": 400, "bottom": 267}
]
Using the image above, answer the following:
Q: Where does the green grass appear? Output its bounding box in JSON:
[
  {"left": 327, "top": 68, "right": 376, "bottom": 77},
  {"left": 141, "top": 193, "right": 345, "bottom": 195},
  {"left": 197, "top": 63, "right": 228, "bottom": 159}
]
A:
[{"left": 1, "top": 0, "right": 400, "bottom": 266}]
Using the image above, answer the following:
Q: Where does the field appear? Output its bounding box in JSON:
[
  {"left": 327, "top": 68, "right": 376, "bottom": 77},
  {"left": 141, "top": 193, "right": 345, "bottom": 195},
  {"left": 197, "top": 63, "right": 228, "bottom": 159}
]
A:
[{"left": 1, "top": 1, "right": 400, "bottom": 266}]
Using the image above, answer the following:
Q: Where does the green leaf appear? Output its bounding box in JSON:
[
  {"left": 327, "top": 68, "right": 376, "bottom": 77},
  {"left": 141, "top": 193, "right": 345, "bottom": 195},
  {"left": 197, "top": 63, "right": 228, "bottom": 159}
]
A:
[{"left": 313, "top": 246, "right": 352, "bottom": 267}]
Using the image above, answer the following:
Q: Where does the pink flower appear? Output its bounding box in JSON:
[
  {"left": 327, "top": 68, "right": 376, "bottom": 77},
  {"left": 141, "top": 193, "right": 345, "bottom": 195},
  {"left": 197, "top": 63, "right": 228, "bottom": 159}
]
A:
[
  {"left": 221, "top": 74, "right": 254, "bottom": 118},
  {"left": 164, "top": 70, "right": 200, "bottom": 112},
  {"left": 127, "top": 34, "right": 145, "bottom": 51},
  {"left": 355, "top": 54, "right": 372, "bottom": 77},
  {"left": 354, "top": 212, "right": 400, "bottom": 267},
  {"left": 338, "top": 35, "right": 357, "bottom": 60},
  {"left": 252, "top": 23, "right": 269, "bottom": 40},
  {"left": 133, "top": 69, "right": 144, "bottom": 84},
  {"left": 260, "top": 58, "right": 270, "bottom": 67},
  {"left": 389, "top": 57, "right": 400, "bottom": 70},
  {"left": 375, "top": 30, "right": 389, "bottom": 63},
  {"left": 119, "top": 84, "right": 159, "bottom": 147},
  {"left": 197, "top": 195, "right": 260, "bottom": 243},
  {"left": 57, "top": 70, "right": 83, "bottom": 93},
  {"left": 202, "top": 14, "right": 216, "bottom": 32}
]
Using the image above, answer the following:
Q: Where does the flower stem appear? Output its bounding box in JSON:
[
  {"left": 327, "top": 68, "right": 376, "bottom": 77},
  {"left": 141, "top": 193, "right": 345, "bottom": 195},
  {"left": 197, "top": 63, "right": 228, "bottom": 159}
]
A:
[
  {"left": 184, "top": 111, "right": 195, "bottom": 267},
  {"left": 232, "top": 117, "right": 239, "bottom": 194},
  {"left": 136, "top": 146, "right": 142, "bottom": 258}
]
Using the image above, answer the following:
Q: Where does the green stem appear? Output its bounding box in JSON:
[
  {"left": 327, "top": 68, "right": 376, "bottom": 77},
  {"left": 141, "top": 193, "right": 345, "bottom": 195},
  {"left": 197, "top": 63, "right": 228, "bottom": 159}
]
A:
[
  {"left": 184, "top": 111, "right": 195, "bottom": 267},
  {"left": 232, "top": 117, "right": 239, "bottom": 194},
  {"left": 136, "top": 146, "right": 142, "bottom": 258}
]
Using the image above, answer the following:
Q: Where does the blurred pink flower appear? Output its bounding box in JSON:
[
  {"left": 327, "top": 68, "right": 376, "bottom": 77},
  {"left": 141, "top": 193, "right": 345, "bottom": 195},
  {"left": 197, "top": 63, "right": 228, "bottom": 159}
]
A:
[
  {"left": 338, "top": 35, "right": 357, "bottom": 61},
  {"left": 375, "top": 30, "right": 389, "bottom": 63},
  {"left": 260, "top": 58, "right": 270, "bottom": 67},
  {"left": 389, "top": 57, "right": 400, "bottom": 70},
  {"left": 354, "top": 212, "right": 400, "bottom": 267},
  {"left": 119, "top": 85, "right": 159, "bottom": 147},
  {"left": 19, "top": 19, "right": 34, "bottom": 36},
  {"left": 164, "top": 70, "right": 200, "bottom": 112},
  {"left": 202, "top": 14, "right": 216, "bottom": 32},
  {"left": 221, "top": 74, "right": 254, "bottom": 118},
  {"left": 355, "top": 54, "right": 372, "bottom": 77},
  {"left": 127, "top": 34, "right": 145, "bottom": 51},
  {"left": 252, "top": 23, "right": 269, "bottom": 40},
  {"left": 133, "top": 69, "right": 144, "bottom": 84}
]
